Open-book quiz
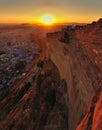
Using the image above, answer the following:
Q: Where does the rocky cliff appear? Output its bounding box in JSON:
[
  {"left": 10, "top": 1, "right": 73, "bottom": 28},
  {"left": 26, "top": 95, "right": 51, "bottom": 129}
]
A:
[
  {"left": 0, "top": 19, "right": 101, "bottom": 130},
  {"left": 47, "top": 19, "right": 102, "bottom": 130},
  {"left": 76, "top": 82, "right": 102, "bottom": 130},
  {"left": 76, "top": 18, "right": 102, "bottom": 71},
  {"left": 0, "top": 59, "right": 68, "bottom": 130},
  {"left": 75, "top": 19, "right": 102, "bottom": 130}
]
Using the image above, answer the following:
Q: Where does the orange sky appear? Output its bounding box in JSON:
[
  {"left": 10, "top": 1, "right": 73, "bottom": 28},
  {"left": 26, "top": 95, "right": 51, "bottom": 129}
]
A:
[{"left": 0, "top": 0, "right": 102, "bottom": 24}]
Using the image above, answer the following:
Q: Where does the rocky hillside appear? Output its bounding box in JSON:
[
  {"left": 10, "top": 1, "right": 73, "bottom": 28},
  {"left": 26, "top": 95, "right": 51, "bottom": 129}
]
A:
[
  {"left": 76, "top": 82, "right": 102, "bottom": 130},
  {"left": 0, "top": 19, "right": 101, "bottom": 130},
  {"left": 75, "top": 19, "right": 102, "bottom": 130},
  {"left": 0, "top": 58, "right": 68, "bottom": 130},
  {"left": 76, "top": 18, "right": 102, "bottom": 72},
  {"left": 47, "top": 19, "right": 102, "bottom": 130}
]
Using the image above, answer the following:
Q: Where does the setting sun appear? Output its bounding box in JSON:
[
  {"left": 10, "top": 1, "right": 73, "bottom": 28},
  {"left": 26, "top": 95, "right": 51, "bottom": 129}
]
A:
[
  {"left": 39, "top": 14, "right": 57, "bottom": 26},
  {"left": 43, "top": 17, "right": 53, "bottom": 25}
]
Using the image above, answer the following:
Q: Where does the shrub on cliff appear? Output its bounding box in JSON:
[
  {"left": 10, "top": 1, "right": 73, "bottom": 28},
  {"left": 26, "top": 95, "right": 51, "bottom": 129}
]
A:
[
  {"left": 15, "top": 61, "right": 25, "bottom": 71},
  {"left": 37, "top": 61, "right": 44, "bottom": 68},
  {"left": 36, "top": 73, "right": 45, "bottom": 88}
]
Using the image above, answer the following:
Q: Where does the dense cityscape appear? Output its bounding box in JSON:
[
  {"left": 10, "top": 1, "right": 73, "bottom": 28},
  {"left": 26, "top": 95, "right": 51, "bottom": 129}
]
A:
[{"left": 0, "top": 27, "right": 41, "bottom": 99}]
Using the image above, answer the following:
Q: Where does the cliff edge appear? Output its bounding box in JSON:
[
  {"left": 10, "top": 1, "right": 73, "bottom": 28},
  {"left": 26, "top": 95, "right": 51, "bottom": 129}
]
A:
[{"left": 47, "top": 18, "right": 102, "bottom": 130}]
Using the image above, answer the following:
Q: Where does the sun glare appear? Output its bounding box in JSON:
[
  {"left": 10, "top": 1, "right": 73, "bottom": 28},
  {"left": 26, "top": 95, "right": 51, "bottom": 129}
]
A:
[
  {"left": 40, "top": 14, "right": 56, "bottom": 26},
  {"left": 43, "top": 17, "right": 52, "bottom": 25}
]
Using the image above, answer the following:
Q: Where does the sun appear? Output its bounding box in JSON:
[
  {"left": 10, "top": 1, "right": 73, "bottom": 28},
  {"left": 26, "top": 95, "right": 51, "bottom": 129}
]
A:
[
  {"left": 43, "top": 17, "right": 53, "bottom": 25},
  {"left": 40, "top": 14, "right": 56, "bottom": 26}
]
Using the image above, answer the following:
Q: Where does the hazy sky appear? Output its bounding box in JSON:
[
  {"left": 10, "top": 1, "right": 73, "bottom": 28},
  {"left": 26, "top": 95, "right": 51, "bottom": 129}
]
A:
[{"left": 0, "top": 0, "right": 102, "bottom": 23}]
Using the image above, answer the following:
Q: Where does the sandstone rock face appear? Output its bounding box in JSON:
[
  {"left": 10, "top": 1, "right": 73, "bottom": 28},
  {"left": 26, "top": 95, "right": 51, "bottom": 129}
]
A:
[
  {"left": 0, "top": 59, "right": 68, "bottom": 130},
  {"left": 76, "top": 83, "right": 102, "bottom": 130},
  {"left": 47, "top": 29, "right": 100, "bottom": 130},
  {"left": 76, "top": 18, "right": 102, "bottom": 71},
  {"left": 0, "top": 19, "right": 101, "bottom": 130},
  {"left": 75, "top": 19, "right": 102, "bottom": 130}
]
